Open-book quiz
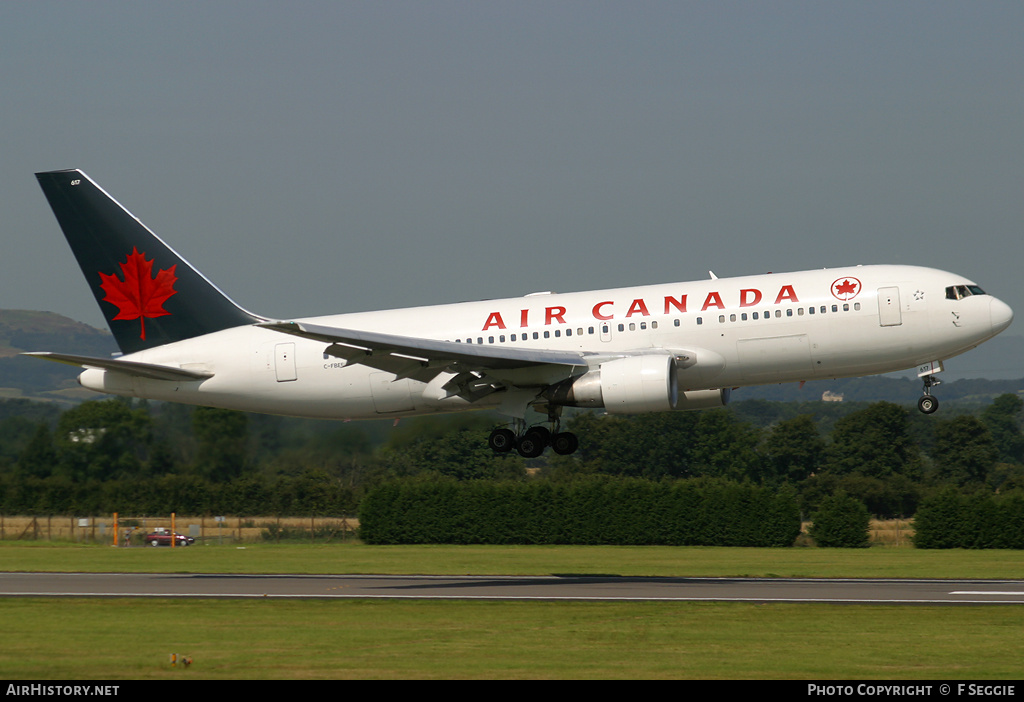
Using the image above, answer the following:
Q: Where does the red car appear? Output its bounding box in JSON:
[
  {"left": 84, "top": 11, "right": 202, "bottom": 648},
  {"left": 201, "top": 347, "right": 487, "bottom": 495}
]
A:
[{"left": 145, "top": 531, "right": 195, "bottom": 547}]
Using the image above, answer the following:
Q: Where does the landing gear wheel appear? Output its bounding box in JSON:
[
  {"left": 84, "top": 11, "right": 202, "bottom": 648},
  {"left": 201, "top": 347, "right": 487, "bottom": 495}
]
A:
[
  {"left": 516, "top": 431, "right": 547, "bottom": 458},
  {"left": 551, "top": 432, "right": 579, "bottom": 456},
  {"left": 525, "top": 426, "right": 551, "bottom": 446},
  {"left": 488, "top": 428, "right": 517, "bottom": 453},
  {"left": 918, "top": 395, "right": 939, "bottom": 414}
]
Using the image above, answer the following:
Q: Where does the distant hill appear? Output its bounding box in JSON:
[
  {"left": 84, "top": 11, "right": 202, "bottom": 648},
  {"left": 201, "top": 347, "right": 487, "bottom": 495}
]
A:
[{"left": 0, "top": 310, "right": 117, "bottom": 403}]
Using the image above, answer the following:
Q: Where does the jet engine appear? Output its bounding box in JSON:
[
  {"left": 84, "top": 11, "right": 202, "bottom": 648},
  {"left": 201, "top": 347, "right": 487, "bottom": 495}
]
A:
[{"left": 547, "top": 355, "right": 678, "bottom": 414}]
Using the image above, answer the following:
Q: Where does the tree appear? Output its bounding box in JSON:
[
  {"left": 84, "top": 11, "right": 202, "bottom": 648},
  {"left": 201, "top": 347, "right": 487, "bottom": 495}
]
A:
[
  {"left": 931, "top": 416, "right": 998, "bottom": 487},
  {"left": 761, "top": 415, "right": 825, "bottom": 483},
  {"left": 822, "top": 402, "right": 922, "bottom": 479},
  {"left": 192, "top": 406, "right": 250, "bottom": 481},
  {"left": 981, "top": 394, "right": 1024, "bottom": 465},
  {"left": 809, "top": 491, "right": 871, "bottom": 547},
  {"left": 54, "top": 399, "right": 153, "bottom": 481},
  {"left": 15, "top": 423, "right": 57, "bottom": 478}
]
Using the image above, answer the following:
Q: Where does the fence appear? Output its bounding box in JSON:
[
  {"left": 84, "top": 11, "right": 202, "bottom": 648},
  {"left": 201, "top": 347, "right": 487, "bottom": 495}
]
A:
[{"left": 0, "top": 514, "right": 359, "bottom": 544}]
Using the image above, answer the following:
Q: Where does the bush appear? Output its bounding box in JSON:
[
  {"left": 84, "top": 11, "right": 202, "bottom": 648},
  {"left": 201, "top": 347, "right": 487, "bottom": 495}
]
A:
[
  {"left": 914, "top": 488, "right": 1024, "bottom": 549},
  {"left": 359, "top": 476, "right": 802, "bottom": 546},
  {"left": 809, "top": 491, "right": 870, "bottom": 548}
]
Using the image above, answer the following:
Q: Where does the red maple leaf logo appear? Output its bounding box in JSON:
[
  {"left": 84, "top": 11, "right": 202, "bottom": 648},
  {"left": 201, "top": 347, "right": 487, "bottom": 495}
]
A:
[
  {"left": 98, "top": 248, "right": 178, "bottom": 340},
  {"left": 831, "top": 277, "right": 861, "bottom": 301}
]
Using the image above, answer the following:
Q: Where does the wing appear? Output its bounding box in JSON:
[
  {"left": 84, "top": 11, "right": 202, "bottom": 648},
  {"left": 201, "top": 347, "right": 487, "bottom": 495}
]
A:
[{"left": 259, "top": 320, "right": 591, "bottom": 383}]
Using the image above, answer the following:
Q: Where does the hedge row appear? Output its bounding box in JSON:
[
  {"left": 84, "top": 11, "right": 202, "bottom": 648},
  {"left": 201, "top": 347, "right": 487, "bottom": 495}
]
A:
[
  {"left": 359, "top": 477, "right": 802, "bottom": 546},
  {"left": 0, "top": 473, "right": 357, "bottom": 516},
  {"left": 913, "top": 488, "right": 1024, "bottom": 549}
]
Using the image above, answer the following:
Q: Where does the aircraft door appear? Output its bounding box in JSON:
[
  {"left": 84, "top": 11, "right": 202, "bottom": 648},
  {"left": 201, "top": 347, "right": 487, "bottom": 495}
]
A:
[
  {"left": 878, "top": 287, "right": 902, "bottom": 327},
  {"left": 275, "top": 343, "right": 297, "bottom": 382}
]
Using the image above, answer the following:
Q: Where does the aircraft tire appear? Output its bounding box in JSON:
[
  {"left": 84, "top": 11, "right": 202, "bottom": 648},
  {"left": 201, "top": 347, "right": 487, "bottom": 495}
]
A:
[
  {"left": 551, "top": 432, "right": 579, "bottom": 455},
  {"left": 917, "top": 395, "right": 939, "bottom": 414},
  {"left": 488, "top": 428, "right": 516, "bottom": 453},
  {"left": 516, "top": 433, "right": 546, "bottom": 458}
]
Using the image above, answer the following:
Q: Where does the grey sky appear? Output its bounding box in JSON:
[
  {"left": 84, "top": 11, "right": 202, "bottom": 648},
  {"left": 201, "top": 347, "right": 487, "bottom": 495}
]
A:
[{"left": 2, "top": 2, "right": 1022, "bottom": 377}]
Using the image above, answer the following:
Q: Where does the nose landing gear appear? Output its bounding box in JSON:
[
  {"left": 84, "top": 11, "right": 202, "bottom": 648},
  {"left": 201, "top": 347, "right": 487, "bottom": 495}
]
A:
[{"left": 917, "top": 375, "right": 941, "bottom": 414}]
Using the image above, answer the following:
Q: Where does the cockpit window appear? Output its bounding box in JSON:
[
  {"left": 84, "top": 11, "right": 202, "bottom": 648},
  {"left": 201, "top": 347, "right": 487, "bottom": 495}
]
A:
[{"left": 946, "top": 285, "right": 988, "bottom": 300}]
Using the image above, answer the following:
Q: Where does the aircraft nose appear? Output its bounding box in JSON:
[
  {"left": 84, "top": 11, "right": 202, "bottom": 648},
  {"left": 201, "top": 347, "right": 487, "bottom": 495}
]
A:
[{"left": 990, "top": 297, "right": 1014, "bottom": 334}]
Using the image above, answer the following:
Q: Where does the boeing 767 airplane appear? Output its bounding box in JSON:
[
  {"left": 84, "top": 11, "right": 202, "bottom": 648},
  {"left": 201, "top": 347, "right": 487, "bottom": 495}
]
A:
[{"left": 28, "top": 169, "right": 1014, "bottom": 457}]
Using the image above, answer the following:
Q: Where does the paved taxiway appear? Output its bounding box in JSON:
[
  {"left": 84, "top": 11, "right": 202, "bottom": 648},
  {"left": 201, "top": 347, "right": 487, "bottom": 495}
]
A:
[{"left": 2, "top": 573, "right": 1024, "bottom": 604}]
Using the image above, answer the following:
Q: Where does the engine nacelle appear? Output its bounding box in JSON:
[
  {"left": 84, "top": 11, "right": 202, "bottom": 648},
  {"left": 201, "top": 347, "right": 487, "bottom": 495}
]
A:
[{"left": 547, "top": 355, "right": 678, "bottom": 414}]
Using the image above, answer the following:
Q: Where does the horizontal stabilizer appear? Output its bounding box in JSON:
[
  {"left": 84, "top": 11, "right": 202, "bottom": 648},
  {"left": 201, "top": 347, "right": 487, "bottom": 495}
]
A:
[{"left": 23, "top": 352, "right": 213, "bottom": 382}]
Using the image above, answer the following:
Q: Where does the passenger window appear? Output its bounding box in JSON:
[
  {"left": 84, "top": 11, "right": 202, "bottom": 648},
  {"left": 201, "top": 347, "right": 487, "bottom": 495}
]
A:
[
  {"left": 697, "top": 317, "right": 703, "bottom": 325},
  {"left": 752, "top": 312, "right": 758, "bottom": 320}
]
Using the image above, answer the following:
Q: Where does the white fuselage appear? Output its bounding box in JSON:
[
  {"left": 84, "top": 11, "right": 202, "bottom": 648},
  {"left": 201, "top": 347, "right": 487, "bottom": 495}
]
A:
[{"left": 78, "top": 264, "right": 1013, "bottom": 419}]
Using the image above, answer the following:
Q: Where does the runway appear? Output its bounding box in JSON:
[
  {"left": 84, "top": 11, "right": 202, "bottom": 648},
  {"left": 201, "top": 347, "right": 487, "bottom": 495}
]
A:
[{"left": 3, "top": 572, "right": 1024, "bottom": 604}]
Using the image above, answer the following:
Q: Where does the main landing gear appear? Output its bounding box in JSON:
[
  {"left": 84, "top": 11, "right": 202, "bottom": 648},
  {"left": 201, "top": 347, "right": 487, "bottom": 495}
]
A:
[
  {"left": 488, "top": 419, "right": 579, "bottom": 458},
  {"left": 917, "top": 374, "right": 941, "bottom": 414}
]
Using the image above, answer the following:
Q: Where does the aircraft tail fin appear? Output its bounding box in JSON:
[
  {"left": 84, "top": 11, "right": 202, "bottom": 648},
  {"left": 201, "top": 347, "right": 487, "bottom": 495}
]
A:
[{"left": 35, "top": 169, "right": 262, "bottom": 355}]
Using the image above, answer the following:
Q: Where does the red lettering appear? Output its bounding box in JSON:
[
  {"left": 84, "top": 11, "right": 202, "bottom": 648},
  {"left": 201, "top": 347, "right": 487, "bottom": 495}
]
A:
[
  {"left": 701, "top": 291, "right": 724, "bottom": 311},
  {"left": 520, "top": 309, "right": 529, "bottom": 328},
  {"left": 483, "top": 312, "right": 506, "bottom": 331},
  {"left": 739, "top": 289, "right": 762, "bottom": 307},
  {"left": 545, "top": 306, "right": 567, "bottom": 325},
  {"left": 625, "top": 299, "right": 650, "bottom": 317},
  {"left": 592, "top": 301, "right": 614, "bottom": 320},
  {"left": 664, "top": 295, "right": 687, "bottom": 314},
  {"left": 774, "top": 285, "right": 799, "bottom": 304}
]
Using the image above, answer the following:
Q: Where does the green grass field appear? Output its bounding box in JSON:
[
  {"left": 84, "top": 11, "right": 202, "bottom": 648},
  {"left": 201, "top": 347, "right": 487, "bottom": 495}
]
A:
[
  {"left": 3, "top": 541, "right": 1024, "bottom": 579},
  {"left": 2, "top": 542, "right": 1023, "bottom": 679}
]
